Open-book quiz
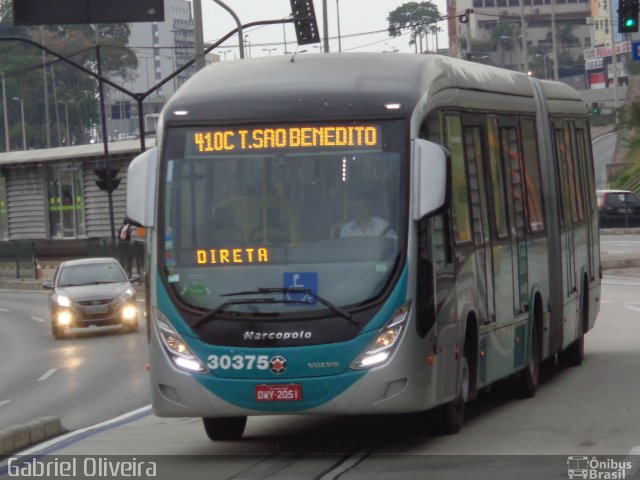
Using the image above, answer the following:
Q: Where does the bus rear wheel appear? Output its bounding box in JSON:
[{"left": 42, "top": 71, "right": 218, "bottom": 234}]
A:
[
  {"left": 559, "top": 288, "right": 587, "bottom": 367},
  {"left": 514, "top": 323, "right": 540, "bottom": 398},
  {"left": 202, "top": 416, "right": 247, "bottom": 441}
]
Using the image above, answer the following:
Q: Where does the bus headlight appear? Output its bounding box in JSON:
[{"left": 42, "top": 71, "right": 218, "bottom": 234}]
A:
[
  {"left": 152, "top": 307, "right": 207, "bottom": 374},
  {"left": 350, "top": 301, "right": 411, "bottom": 370}
]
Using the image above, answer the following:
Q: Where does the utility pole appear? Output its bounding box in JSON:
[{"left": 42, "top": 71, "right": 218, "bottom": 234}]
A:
[
  {"left": 322, "top": 0, "right": 330, "bottom": 52},
  {"left": 550, "top": 0, "right": 559, "bottom": 80},
  {"left": 193, "top": 0, "right": 206, "bottom": 69},
  {"left": 41, "top": 28, "right": 51, "bottom": 148},
  {"left": 609, "top": 0, "right": 619, "bottom": 122},
  {"left": 519, "top": 0, "right": 529, "bottom": 73},
  {"left": 1, "top": 73, "right": 9, "bottom": 152}
]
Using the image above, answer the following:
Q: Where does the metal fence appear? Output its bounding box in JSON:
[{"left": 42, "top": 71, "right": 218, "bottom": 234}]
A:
[{"left": 0, "top": 240, "right": 38, "bottom": 279}]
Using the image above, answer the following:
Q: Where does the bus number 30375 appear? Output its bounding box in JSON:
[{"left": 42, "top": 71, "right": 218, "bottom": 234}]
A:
[{"left": 206, "top": 354, "right": 270, "bottom": 370}]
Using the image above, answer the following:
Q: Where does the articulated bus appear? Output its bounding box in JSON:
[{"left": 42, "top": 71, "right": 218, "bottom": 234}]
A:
[{"left": 126, "top": 53, "right": 600, "bottom": 440}]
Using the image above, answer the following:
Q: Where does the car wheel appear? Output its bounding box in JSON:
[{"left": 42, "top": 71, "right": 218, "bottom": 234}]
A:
[
  {"left": 202, "top": 417, "right": 247, "bottom": 441},
  {"left": 52, "top": 323, "right": 65, "bottom": 340},
  {"left": 123, "top": 322, "right": 139, "bottom": 334}
]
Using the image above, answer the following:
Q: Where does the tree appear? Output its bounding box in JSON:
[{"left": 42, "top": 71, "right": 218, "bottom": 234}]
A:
[
  {"left": 0, "top": 0, "right": 136, "bottom": 149},
  {"left": 387, "top": 2, "right": 441, "bottom": 53}
]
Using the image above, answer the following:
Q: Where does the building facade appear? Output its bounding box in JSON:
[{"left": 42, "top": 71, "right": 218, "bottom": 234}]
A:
[
  {"left": 0, "top": 141, "right": 141, "bottom": 244},
  {"left": 104, "top": 0, "right": 197, "bottom": 141}
]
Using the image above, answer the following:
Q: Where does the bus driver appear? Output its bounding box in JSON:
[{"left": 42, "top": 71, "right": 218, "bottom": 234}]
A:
[{"left": 339, "top": 194, "right": 397, "bottom": 238}]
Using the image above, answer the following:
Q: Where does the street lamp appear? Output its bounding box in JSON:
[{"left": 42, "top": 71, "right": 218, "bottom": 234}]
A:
[
  {"left": 244, "top": 34, "right": 251, "bottom": 59},
  {"left": 262, "top": 48, "right": 277, "bottom": 56},
  {"left": 12, "top": 97, "right": 26, "bottom": 151}
]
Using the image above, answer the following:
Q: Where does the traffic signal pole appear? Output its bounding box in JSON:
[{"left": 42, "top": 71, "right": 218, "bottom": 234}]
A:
[{"left": 95, "top": 44, "right": 117, "bottom": 240}]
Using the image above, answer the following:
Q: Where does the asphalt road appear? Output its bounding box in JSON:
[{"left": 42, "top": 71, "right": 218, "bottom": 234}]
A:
[
  {"left": 0, "top": 291, "right": 150, "bottom": 432},
  {"left": 8, "top": 273, "right": 640, "bottom": 480}
]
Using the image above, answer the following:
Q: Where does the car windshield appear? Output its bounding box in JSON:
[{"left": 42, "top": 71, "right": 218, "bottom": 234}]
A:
[
  {"left": 161, "top": 120, "right": 406, "bottom": 314},
  {"left": 58, "top": 263, "right": 127, "bottom": 287}
]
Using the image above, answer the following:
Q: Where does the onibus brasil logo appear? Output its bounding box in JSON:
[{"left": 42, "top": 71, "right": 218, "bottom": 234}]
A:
[{"left": 567, "top": 456, "right": 633, "bottom": 479}]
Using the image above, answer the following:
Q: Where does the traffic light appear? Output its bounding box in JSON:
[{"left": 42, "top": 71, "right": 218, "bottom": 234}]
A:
[
  {"left": 618, "top": 0, "right": 639, "bottom": 33},
  {"left": 95, "top": 168, "right": 120, "bottom": 193},
  {"left": 289, "top": 0, "right": 320, "bottom": 46},
  {"left": 590, "top": 102, "right": 601, "bottom": 115}
]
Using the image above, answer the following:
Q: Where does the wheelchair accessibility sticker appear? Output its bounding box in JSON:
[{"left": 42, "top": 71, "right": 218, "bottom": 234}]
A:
[{"left": 283, "top": 272, "right": 317, "bottom": 305}]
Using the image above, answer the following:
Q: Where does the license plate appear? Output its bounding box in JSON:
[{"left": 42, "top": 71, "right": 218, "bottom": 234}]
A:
[
  {"left": 86, "top": 305, "right": 108, "bottom": 314},
  {"left": 255, "top": 384, "right": 302, "bottom": 402}
]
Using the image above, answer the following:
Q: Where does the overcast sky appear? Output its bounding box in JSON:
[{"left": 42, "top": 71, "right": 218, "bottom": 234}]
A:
[{"left": 194, "top": 0, "right": 450, "bottom": 59}]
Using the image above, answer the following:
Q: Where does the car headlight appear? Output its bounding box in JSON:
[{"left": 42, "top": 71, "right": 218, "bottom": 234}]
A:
[
  {"left": 56, "top": 295, "right": 72, "bottom": 307},
  {"left": 350, "top": 301, "right": 411, "bottom": 370},
  {"left": 118, "top": 288, "right": 136, "bottom": 303},
  {"left": 121, "top": 305, "right": 138, "bottom": 321},
  {"left": 152, "top": 307, "right": 207, "bottom": 373}
]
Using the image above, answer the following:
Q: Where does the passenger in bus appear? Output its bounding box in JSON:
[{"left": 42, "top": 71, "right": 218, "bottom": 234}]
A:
[{"left": 339, "top": 194, "right": 397, "bottom": 238}]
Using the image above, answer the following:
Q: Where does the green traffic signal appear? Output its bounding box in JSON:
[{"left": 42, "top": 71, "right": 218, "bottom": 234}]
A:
[{"left": 625, "top": 18, "right": 637, "bottom": 27}]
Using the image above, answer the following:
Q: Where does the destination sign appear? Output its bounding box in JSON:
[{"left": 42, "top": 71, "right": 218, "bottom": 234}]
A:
[
  {"left": 192, "top": 125, "right": 380, "bottom": 154},
  {"left": 196, "top": 247, "right": 269, "bottom": 265}
]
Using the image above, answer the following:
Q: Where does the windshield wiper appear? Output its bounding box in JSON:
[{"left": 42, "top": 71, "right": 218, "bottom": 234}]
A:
[{"left": 194, "top": 287, "right": 356, "bottom": 328}]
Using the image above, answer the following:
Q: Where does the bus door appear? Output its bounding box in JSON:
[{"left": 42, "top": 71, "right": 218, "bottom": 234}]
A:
[
  {"left": 553, "top": 122, "right": 578, "bottom": 298},
  {"left": 463, "top": 125, "right": 495, "bottom": 326},
  {"left": 486, "top": 116, "right": 518, "bottom": 328},
  {"left": 500, "top": 123, "right": 528, "bottom": 315},
  {"left": 574, "top": 121, "right": 597, "bottom": 283}
]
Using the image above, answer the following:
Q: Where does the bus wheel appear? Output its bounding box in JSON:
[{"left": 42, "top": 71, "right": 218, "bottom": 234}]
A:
[
  {"left": 558, "top": 328, "right": 584, "bottom": 367},
  {"left": 559, "top": 289, "right": 587, "bottom": 367},
  {"left": 202, "top": 416, "right": 247, "bottom": 441},
  {"left": 435, "top": 354, "right": 469, "bottom": 435},
  {"left": 514, "top": 323, "right": 540, "bottom": 398}
]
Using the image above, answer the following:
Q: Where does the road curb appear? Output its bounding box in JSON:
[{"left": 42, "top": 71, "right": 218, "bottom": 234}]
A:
[
  {"left": 0, "top": 417, "right": 65, "bottom": 456},
  {"left": 601, "top": 258, "right": 640, "bottom": 270}
]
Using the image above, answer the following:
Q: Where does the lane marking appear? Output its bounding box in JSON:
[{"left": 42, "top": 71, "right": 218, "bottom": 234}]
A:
[
  {"left": 12, "top": 405, "right": 152, "bottom": 457},
  {"left": 0, "top": 400, "right": 10, "bottom": 408},
  {"left": 38, "top": 368, "right": 57, "bottom": 381},
  {"left": 30, "top": 316, "right": 46, "bottom": 323},
  {"left": 0, "top": 307, "right": 10, "bottom": 312},
  {"left": 626, "top": 306, "right": 640, "bottom": 314}
]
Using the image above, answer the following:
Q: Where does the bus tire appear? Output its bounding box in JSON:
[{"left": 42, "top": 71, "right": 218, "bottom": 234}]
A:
[
  {"left": 514, "top": 322, "right": 540, "bottom": 398},
  {"left": 559, "top": 286, "right": 587, "bottom": 367},
  {"left": 435, "top": 353, "right": 469, "bottom": 435},
  {"left": 558, "top": 328, "right": 584, "bottom": 367},
  {"left": 202, "top": 416, "right": 247, "bottom": 441}
]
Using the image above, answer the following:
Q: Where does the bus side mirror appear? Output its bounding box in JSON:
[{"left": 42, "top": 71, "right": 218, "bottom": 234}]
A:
[
  {"left": 412, "top": 139, "right": 449, "bottom": 221},
  {"left": 126, "top": 147, "right": 158, "bottom": 228}
]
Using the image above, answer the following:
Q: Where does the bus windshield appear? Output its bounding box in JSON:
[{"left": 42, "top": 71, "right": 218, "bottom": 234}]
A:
[{"left": 161, "top": 120, "right": 406, "bottom": 315}]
